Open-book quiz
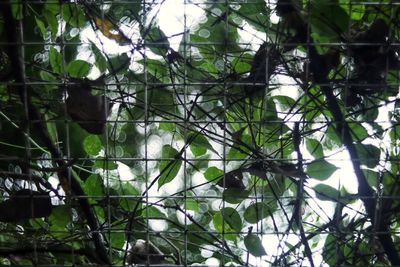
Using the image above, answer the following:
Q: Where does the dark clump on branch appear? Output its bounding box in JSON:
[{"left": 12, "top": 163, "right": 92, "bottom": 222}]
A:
[
  {"left": 65, "top": 79, "right": 112, "bottom": 135},
  {"left": 346, "top": 19, "right": 400, "bottom": 104},
  {"left": 0, "top": 189, "right": 52, "bottom": 222},
  {"left": 243, "top": 43, "right": 280, "bottom": 98}
]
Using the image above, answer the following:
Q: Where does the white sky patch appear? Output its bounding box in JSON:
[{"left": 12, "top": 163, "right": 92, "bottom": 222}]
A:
[
  {"left": 153, "top": 0, "right": 206, "bottom": 50},
  {"left": 117, "top": 162, "right": 135, "bottom": 181}
]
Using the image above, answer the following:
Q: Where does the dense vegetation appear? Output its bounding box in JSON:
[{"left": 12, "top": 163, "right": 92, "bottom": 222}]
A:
[{"left": 0, "top": 0, "right": 400, "bottom": 266}]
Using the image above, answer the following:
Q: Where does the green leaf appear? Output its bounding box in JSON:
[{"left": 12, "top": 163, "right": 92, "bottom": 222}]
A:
[
  {"left": 158, "top": 145, "right": 182, "bottom": 189},
  {"left": 244, "top": 202, "right": 271, "bottom": 224},
  {"left": 306, "top": 160, "right": 338, "bottom": 180},
  {"left": 159, "top": 121, "right": 176, "bottom": 132},
  {"left": 314, "top": 184, "right": 340, "bottom": 201},
  {"left": 44, "top": 10, "right": 59, "bottom": 36},
  {"left": 45, "top": 2, "right": 60, "bottom": 15},
  {"left": 204, "top": 166, "right": 224, "bottom": 182},
  {"left": 188, "top": 132, "right": 218, "bottom": 157},
  {"left": 238, "top": 0, "right": 270, "bottom": 32},
  {"left": 339, "top": 0, "right": 365, "bottom": 20},
  {"left": 62, "top": 4, "right": 86, "bottom": 28},
  {"left": 94, "top": 159, "right": 118, "bottom": 170},
  {"left": 362, "top": 169, "right": 378, "bottom": 188},
  {"left": 355, "top": 144, "right": 380, "bottom": 168},
  {"left": 11, "top": 0, "right": 23, "bottom": 20},
  {"left": 186, "top": 198, "right": 199, "bottom": 212},
  {"left": 91, "top": 43, "right": 108, "bottom": 73},
  {"left": 49, "top": 206, "right": 70, "bottom": 233},
  {"left": 310, "top": 2, "right": 349, "bottom": 40},
  {"left": 305, "top": 138, "right": 324, "bottom": 158},
  {"left": 213, "top": 207, "right": 242, "bottom": 233},
  {"left": 147, "top": 206, "right": 166, "bottom": 218},
  {"left": 84, "top": 174, "right": 104, "bottom": 197},
  {"left": 142, "top": 26, "right": 170, "bottom": 55},
  {"left": 67, "top": 60, "right": 91, "bottom": 78},
  {"left": 324, "top": 125, "right": 341, "bottom": 149},
  {"left": 83, "top": 135, "right": 102, "bottom": 156},
  {"left": 110, "top": 226, "right": 125, "bottom": 249},
  {"left": 349, "top": 122, "right": 368, "bottom": 141},
  {"left": 272, "top": 95, "right": 296, "bottom": 111},
  {"left": 223, "top": 188, "right": 250, "bottom": 204},
  {"left": 244, "top": 234, "right": 266, "bottom": 257},
  {"left": 35, "top": 16, "right": 46, "bottom": 38},
  {"left": 49, "top": 47, "right": 63, "bottom": 74},
  {"left": 322, "top": 234, "right": 338, "bottom": 266},
  {"left": 116, "top": 182, "right": 141, "bottom": 211}
]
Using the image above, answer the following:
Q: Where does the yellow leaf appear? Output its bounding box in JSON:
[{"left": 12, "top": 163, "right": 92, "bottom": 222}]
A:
[{"left": 94, "top": 17, "right": 128, "bottom": 44}]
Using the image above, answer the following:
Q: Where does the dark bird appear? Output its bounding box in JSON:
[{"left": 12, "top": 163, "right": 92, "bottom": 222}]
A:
[{"left": 66, "top": 79, "right": 112, "bottom": 135}]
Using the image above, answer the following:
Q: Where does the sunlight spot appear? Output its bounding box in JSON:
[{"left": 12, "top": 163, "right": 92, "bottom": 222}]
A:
[
  {"left": 149, "top": 219, "right": 168, "bottom": 231},
  {"left": 205, "top": 257, "right": 220, "bottom": 266},
  {"left": 118, "top": 162, "right": 134, "bottom": 181}
]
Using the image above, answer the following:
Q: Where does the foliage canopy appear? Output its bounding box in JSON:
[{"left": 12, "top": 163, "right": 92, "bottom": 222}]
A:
[{"left": 0, "top": 0, "right": 400, "bottom": 266}]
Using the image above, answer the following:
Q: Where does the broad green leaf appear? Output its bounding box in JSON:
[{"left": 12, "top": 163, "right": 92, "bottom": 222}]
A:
[
  {"left": 310, "top": 2, "right": 349, "bottom": 40},
  {"left": 94, "top": 159, "right": 118, "bottom": 170},
  {"left": 305, "top": 138, "right": 324, "bottom": 158},
  {"left": 142, "top": 26, "right": 170, "bottom": 55},
  {"left": 355, "top": 144, "right": 380, "bottom": 168},
  {"left": 49, "top": 47, "right": 63, "bottom": 74},
  {"left": 339, "top": 0, "right": 365, "bottom": 20},
  {"left": 147, "top": 206, "right": 166, "bottom": 218},
  {"left": 84, "top": 174, "right": 104, "bottom": 201},
  {"left": 158, "top": 145, "right": 182, "bottom": 189},
  {"left": 227, "top": 134, "right": 252, "bottom": 160},
  {"left": 306, "top": 160, "right": 338, "bottom": 180},
  {"left": 91, "top": 43, "right": 108, "bottom": 73},
  {"left": 62, "top": 4, "right": 86, "bottom": 28},
  {"left": 362, "top": 169, "right": 378, "bottom": 188},
  {"left": 272, "top": 95, "right": 296, "bottom": 111},
  {"left": 232, "top": 57, "right": 251, "bottom": 73},
  {"left": 204, "top": 166, "right": 224, "bottom": 182},
  {"left": 349, "top": 122, "right": 368, "bottom": 141},
  {"left": 67, "top": 60, "right": 91, "bottom": 78},
  {"left": 159, "top": 121, "right": 176, "bottom": 132},
  {"left": 117, "top": 182, "right": 141, "bottom": 211},
  {"left": 44, "top": 10, "right": 59, "bottom": 36},
  {"left": 223, "top": 188, "right": 250, "bottom": 204},
  {"left": 45, "top": 2, "right": 60, "bottom": 14},
  {"left": 323, "top": 125, "right": 341, "bottom": 150},
  {"left": 213, "top": 207, "right": 242, "bottom": 233},
  {"left": 49, "top": 206, "right": 70, "bottom": 234},
  {"left": 314, "top": 184, "right": 340, "bottom": 201},
  {"left": 244, "top": 234, "right": 266, "bottom": 257},
  {"left": 83, "top": 135, "right": 102, "bottom": 156},
  {"left": 110, "top": 226, "right": 125, "bottom": 249},
  {"left": 188, "top": 132, "right": 217, "bottom": 157},
  {"left": 186, "top": 198, "right": 199, "bottom": 212},
  {"left": 35, "top": 16, "right": 46, "bottom": 38},
  {"left": 238, "top": 0, "right": 270, "bottom": 32},
  {"left": 244, "top": 202, "right": 271, "bottom": 224},
  {"left": 322, "top": 234, "right": 338, "bottom": 266}
]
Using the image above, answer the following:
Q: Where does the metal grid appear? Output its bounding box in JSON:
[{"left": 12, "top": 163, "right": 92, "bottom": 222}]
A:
[{"left": 0, "top": 0, "right": 400, "bottom": 266}]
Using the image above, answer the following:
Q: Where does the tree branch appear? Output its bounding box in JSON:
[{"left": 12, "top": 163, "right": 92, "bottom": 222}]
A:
[{"left": 0, "top": 2, "right": 110, "bottom": 265}]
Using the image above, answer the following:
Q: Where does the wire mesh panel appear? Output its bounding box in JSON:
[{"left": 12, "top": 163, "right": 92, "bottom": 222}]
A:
[{"left": 0, "top": 0, "right": 400, "bottom": 266}]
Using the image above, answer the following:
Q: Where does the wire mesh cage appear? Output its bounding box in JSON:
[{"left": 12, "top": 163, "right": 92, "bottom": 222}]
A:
[{"left": 0, "top": 0, "right": 400, "bottom": 266}]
